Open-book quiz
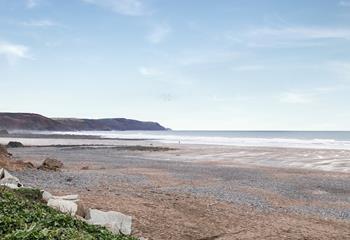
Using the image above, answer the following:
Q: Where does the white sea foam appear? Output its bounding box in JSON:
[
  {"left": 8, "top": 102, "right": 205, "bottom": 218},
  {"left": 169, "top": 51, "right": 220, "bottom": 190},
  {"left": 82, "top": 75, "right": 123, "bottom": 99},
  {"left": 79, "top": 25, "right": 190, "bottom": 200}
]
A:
[{"left": 36, "top": 131, "right": 350, "bottom": 150}]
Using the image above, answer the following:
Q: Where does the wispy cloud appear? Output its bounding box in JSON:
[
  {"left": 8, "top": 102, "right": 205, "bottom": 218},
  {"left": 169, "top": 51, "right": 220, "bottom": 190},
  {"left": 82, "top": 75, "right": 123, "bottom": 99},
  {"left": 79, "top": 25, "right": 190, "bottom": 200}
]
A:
[
  {"left": 339, "top": 1, "right": 350, "bottom": 7},
  {"left": 279, "top": 87, "right": 336, "bottom": 104},
  {"left": 25, "top": 0, "right": 40, "bottom": 8},
  {"left": 279, "top": 92, "right": 314, "bottom": 104},
  {"left": 81, "top": 0, "right": 150, "bottom": 16},
  {"left": 146, "top": 24, "right": 172, "bottom": 44},
  {"left": 231, "top": 65, "right": 266, "bottom": 71},
  {"left": 139, "top": 66, "right": 163, "bottom": 76},
  {"left": 249, "top": 27, "right": 350, "bottom": 40},
  {"left": 227, "top": 26, "right": 350, "bottom": 48},
  {"left": 0, "top": 41, "right": 30, "bottom": 64},
  {"left": 178, "top": 50, "right": 239, "bottom": 66},
  {"left": 20, "top": 19, "right": 59, "bottom": 27}
]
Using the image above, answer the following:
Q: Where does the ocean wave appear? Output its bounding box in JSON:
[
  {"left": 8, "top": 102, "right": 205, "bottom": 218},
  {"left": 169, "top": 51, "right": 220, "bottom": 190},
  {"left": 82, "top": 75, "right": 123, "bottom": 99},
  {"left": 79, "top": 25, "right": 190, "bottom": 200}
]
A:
[{"left": 42, "top": 131, "right": 350, "bottom": 150}]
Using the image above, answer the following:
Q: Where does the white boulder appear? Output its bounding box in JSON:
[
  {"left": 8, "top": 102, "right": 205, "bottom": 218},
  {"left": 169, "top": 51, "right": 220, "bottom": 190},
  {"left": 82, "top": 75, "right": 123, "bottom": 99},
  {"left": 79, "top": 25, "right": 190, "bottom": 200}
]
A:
[
  {"left": 48, "top": 199, "right": 78, "bottom": 216},
  {"left": 86, "top": 208, "right": 132, "bottom": 235},
  {"left": 42, "top": 190, "right": 53, "bottom": 202},
  {"left": 41, "top": 190, "right": 79, "bottom": 203},
  {"left": 0, "top": 168, "right": 22, "bottom": 189}
]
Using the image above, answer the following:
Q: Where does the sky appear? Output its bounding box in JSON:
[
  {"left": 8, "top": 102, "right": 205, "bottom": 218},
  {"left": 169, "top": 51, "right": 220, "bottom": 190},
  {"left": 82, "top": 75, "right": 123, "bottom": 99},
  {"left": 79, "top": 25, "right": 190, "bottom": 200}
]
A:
[{"left": 1, "top": 0, "right": 350, "bottom": 130}]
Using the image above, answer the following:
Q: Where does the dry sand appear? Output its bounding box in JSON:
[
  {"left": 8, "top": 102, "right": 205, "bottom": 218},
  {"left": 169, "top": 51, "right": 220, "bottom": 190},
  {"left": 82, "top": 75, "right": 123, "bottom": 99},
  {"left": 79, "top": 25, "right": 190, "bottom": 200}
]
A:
[{"left": 2, "top": 137, "right": 350, "bottom": 239}]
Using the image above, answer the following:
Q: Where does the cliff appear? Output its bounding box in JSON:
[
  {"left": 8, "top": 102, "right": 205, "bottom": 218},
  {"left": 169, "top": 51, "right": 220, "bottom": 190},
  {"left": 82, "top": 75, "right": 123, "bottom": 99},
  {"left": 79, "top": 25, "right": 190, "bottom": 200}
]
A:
[{"left": 0, "top": 113, "right": 166, "bottom": 131}]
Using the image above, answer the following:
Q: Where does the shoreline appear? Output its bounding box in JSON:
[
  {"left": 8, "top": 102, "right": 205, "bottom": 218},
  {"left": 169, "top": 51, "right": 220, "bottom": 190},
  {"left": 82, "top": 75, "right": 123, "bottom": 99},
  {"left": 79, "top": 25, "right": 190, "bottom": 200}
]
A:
[{"left": 2, "top": 133, "right": 350, "bottom": 173}]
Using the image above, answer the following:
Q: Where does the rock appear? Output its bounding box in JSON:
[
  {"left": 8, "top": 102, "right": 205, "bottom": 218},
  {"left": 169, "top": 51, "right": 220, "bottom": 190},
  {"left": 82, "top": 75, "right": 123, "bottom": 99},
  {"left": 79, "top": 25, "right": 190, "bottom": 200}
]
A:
[
  {"left": 56, "top": 194, "right": 79, "bottom": 201},
  {"left": 48, "top": 199, "right": 78, "bottom": 216},
  {"left": 66, "top": 177, "right": 73, "bottom": 182},
  {"left": 42, "top": 190, "right": 53, "bottom": 202},
  {"left": 0, "top": 129, "right": 8, "bottom": 135},
  {"left": 43, "top": 191, "right": 85, "bottom": 217},
  {"left": 86, "top": 208, "right": 132, "bottom": 235},
  {"left": 76, "top": 201, "right": 86, "bottom": 218},
  {"left": 41, "top": 190, "right": 79, "bottom": 202},
  {"left": 7, "top": 141, "right": 24, "bottom": 148},
  {"left": 81, "top": 166, "right": 89, "bottom": 170},
  {"left": 0, "top": 168, "right": 23, "bottom": 189},
  {"left": 16, "top": 160, "right": 34, "bottom": 168},
  {"left": 38, "top": 158, "right": 63, "bottom": 171}
]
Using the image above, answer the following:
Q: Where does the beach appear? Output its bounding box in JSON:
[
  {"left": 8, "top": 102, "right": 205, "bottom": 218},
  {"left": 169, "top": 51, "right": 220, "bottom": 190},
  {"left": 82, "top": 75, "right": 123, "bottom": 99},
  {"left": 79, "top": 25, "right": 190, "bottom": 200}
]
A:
[{"left": 1, "top": 134, "right": 350, "bottom": 239}]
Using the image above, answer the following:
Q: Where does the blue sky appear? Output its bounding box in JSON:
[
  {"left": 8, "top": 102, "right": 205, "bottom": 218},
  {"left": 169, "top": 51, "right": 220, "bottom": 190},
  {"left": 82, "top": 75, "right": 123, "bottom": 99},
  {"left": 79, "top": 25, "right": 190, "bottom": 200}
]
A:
[{"left": 1, "top": 0, "right": 350, "bottom": 130}]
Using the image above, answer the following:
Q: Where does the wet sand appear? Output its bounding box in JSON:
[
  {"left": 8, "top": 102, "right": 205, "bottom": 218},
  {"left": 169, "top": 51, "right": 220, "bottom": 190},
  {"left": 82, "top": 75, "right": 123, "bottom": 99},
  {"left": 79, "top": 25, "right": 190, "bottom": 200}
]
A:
[{"left": 2, "top": 135, "right": 350, "bottom": 239}]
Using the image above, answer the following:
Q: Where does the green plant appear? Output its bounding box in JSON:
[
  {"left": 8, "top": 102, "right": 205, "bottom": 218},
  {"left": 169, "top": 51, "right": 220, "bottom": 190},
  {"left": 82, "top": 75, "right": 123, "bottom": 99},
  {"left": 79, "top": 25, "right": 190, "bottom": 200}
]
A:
[{"left": 0, "top": 187, "right": 136, "bottom": 240}]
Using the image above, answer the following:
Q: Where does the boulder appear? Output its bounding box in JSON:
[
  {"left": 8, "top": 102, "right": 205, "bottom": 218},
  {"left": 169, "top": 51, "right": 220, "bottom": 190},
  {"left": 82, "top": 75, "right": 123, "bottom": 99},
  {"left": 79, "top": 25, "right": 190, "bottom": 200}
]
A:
[
  {"left": 41, "top": 190, "right": 79, "bottom": 203},
  {"left": 7, "top": 141, "right": 24, "bottom": 148},
  {"left": 76, "top": 201, "right": 86, "bottom": 218},
  {"left": 48, "top": 199, "right": 78, "bottom": 216},
  {"left": 0, "top": 168, "right": 23, "bottom": 189},
  {"left": 86, "top": 208, "right": 132, "bottom": 235},
  {"left": 0, "top": 129, "right": 8, "bottom": 135},
  {"left": 42, "top": 190, "right": 53, "bottom": 202},
  {"left": 38, "top": 158, "right": 63, "bottom": 171},
  {"left": 47, "top": 197, "right": 85, "bottom": 217}
]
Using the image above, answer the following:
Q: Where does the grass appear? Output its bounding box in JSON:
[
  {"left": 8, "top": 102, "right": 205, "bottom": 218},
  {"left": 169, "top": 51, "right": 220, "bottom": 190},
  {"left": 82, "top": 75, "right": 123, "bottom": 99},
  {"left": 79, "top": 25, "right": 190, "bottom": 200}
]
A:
[{"left": 0, "top": 187, "right": 137, "bottom": 240}]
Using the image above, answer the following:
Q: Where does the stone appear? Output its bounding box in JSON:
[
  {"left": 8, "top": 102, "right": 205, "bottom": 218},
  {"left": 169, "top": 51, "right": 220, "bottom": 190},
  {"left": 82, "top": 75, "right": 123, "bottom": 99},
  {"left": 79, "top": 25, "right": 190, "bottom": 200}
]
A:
[
  {"left": 47, "top": 199, "right": 78, "bottom": 216},
  {"left": 42, "top": 191, "right": 84, "bottom": 216},
  {"left": 6, "top": 141, "right": 24, "bottom": 148},
  {"left": 38, "top": 158, "right": 63, "bottom": 171},
  {"left": 56, "top": 194, "right": 79, "bottom": 201},
  {"left": 85, "top": 208, "right": 132, "bottom": 235},
  {"left": 42, "top": 190, "right": 53, "bottom": 202},
  {"left": 0, "top": 168, "right": 23, "bottom": 189},
  {"left": 76, "top": 201, "right": 86, "bottom": 218},
  {"left": 41, "top": 190, "right": 79, "bottom": 203}
]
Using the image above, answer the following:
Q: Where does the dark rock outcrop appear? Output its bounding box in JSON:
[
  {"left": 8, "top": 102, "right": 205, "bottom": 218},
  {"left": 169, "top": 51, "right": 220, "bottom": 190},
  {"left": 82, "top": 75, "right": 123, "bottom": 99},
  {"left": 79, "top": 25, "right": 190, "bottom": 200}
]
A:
[
  {"left": 0, "top": 113, "right": 167, "bottom": 131},
  {"left": 7, "top": 142, "right": 24, "bottom": 148}
]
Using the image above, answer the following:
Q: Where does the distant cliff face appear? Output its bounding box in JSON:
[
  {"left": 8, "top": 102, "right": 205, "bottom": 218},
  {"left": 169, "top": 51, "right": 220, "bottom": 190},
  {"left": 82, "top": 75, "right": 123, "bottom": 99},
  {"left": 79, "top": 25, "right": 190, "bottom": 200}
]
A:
[{"left": 0, "top": 113, "right": 167, "bottom": 131}]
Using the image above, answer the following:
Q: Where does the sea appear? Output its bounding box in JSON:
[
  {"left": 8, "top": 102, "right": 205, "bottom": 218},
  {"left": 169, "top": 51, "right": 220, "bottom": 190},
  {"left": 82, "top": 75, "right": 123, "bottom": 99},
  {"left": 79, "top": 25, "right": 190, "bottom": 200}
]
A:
[{"left": 46, "top": 130, "right": 350, "bottom": 150}]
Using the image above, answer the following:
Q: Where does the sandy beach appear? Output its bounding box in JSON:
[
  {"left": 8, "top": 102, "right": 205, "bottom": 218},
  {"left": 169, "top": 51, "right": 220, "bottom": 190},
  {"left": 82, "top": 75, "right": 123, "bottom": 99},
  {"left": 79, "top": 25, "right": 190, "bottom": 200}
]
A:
[{"left": 1, "top": 134, "right": 350, "bottom": 239}]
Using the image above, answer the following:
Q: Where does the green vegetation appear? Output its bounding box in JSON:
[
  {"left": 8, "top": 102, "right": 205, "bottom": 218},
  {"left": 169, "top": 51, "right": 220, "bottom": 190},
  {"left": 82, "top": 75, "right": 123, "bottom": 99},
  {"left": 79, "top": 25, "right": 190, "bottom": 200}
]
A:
[{"left": 0, "top": 187, "right": 136, "bottom": 240}]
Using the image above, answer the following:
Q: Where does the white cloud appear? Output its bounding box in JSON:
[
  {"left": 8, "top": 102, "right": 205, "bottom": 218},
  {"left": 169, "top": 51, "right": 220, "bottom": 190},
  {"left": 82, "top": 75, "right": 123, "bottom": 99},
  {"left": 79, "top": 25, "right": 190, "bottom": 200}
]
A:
[
  {"left": 339, "top": 1, "right": 350, "bottom": 7},
  {"left": 21, "top": 20, "right": 59, "bottom": 27},
  {"left": 178, "top": 51, "right": 239, "bottom": 66},
  {"left": 228, "top": 26, "right": 350, "bottom": 48},
  {"left": 147, "top": 24, "right": 171, "bottom": 44},
  {"left": 139, "top": 66, "right": 163, "bottom": 76},
  {"left": 25, "top": 0, "right": 40, "bottom": 8},
  {"left": 279, "top": 92, "right": 313, "bottom": 104},
  {"left": 0, "top": 41, "right": 30, "bottom": 64},
  {"left": 249, "top": 27, "right": 350, "bottom": 40},
  {"left": 279, "top": 87, "right": 336, "bottom": 104},
  {"left": 81, "top": 0, "right": 149, "bottom": 16},
  {"left": 231, "top": 65, "right": 266, "bottom": 71}
]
